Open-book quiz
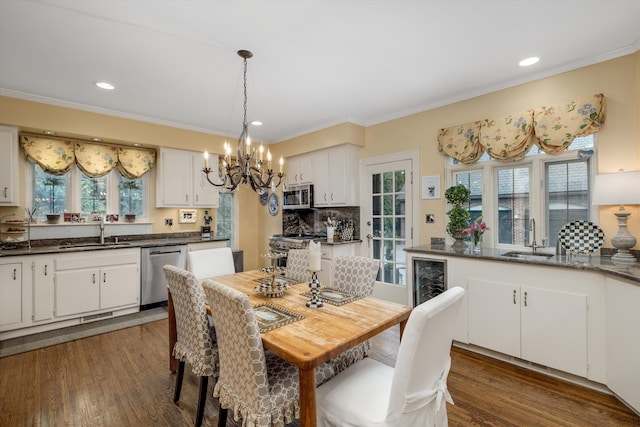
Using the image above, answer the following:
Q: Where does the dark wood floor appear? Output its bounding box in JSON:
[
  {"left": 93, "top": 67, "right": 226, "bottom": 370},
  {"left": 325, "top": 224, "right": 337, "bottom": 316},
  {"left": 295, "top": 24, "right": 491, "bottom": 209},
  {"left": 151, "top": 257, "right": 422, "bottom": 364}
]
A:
[{"left": 1, "top": 318, "right": 638, "bottom": 426}]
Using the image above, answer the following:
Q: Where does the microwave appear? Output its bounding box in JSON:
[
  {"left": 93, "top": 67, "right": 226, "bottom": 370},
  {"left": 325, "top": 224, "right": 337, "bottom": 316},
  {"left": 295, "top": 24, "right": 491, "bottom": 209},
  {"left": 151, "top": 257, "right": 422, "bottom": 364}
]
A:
[{"left": 282, "top": 184, "right": 313, "bottom": 210}]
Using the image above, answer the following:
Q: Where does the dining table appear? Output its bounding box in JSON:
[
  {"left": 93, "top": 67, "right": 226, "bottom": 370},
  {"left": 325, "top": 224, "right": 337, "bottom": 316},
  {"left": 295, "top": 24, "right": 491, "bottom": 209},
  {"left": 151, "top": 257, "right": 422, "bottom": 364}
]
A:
[{"left": 167, "top": 269, "right": 412, "bottom": 427}]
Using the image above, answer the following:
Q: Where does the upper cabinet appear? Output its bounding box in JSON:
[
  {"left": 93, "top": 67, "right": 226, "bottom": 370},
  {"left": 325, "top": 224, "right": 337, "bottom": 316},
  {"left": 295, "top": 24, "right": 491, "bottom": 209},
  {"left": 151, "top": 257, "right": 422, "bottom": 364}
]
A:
[
  {"left": 156, "top": 148, "right": 219, "bottom": 208},
  {"left": 312, "top": 145, "right": 359, "bottom": 207},
  {"left": 0, "top": 125, "right": 20, "bottom": 206},
  {"left": 286, "top": 155, "right": 313, "bottom": 186}
]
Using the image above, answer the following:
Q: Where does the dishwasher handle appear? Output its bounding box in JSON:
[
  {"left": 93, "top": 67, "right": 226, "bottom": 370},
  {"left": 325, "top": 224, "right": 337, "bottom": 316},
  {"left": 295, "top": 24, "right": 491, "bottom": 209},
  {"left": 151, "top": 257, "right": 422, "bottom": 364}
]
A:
[{"left": 148, "top": 248, "right": 184, "bottom": 256}]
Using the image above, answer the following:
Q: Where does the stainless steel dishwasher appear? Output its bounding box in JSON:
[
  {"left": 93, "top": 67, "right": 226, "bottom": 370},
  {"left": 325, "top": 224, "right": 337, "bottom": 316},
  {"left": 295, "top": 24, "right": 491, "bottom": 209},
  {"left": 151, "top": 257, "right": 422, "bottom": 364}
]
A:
[{"left": 141, "top": 245, "right": 187, "bottom": 309}]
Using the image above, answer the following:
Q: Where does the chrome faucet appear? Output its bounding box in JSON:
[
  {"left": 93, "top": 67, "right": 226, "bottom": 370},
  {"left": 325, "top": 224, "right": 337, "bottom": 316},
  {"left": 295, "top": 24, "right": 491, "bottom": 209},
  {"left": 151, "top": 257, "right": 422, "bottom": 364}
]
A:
[
  {"left": 527, "top": 218, "right": 538, "bottom": 253},
  {"left": 99, "top": 217, "right": 105, "bottom": 245}
]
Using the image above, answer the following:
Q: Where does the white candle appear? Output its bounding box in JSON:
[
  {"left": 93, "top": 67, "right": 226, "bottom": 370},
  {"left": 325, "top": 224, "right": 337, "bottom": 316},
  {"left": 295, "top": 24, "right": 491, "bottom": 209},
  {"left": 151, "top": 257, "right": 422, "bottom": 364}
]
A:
[
  {"left": 308, "top": 240, "right": 322, "bottom": 272},
  {"left": 279, "top": 156, "right": 284, "bottom": 173},
  {"left": 203, "top": 151, "right": 209, "bottom": 169}
]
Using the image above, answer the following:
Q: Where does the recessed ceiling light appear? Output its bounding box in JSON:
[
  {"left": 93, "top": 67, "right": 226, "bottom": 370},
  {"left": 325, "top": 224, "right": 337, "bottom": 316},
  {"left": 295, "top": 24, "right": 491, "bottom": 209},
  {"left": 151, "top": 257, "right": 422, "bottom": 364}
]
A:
[
  {"left": 251, "top": 121, "right": 263, "bottom": 126},
  {"left": 95, "top": 81, "right": 115, "bottom": 90},
  {"left": 43, "top": 130, "right": 55, "bottom": 135},
  {"left": 91, "top": 137, "right": 102, "bottom": 142},
  {"left": 133, "top": 143, "right": 141, "bottom": 147},
  {"left": 519, "top": 57, "right": 540, "bottom": 67}
]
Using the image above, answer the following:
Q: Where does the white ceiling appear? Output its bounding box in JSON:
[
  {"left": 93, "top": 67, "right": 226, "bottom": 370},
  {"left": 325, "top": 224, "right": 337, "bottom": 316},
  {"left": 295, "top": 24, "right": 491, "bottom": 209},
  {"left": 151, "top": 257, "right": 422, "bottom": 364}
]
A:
[{"left": 1, "top": 0, "right": 639, "bottom": 144}]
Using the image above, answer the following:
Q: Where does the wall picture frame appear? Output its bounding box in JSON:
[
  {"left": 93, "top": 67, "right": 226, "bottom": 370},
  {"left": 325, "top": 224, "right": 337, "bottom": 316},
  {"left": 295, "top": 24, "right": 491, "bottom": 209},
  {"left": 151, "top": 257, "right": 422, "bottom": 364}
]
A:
[{"left": 178, "top": 209, "right": 197, "bottom": 223}]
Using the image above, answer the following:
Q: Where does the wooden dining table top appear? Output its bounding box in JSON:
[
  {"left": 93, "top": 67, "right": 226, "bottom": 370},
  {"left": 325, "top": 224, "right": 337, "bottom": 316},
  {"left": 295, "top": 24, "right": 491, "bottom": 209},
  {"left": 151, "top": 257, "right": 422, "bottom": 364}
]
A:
[{"left": 201, "top": 270, "right": 413, "bottom": 370}]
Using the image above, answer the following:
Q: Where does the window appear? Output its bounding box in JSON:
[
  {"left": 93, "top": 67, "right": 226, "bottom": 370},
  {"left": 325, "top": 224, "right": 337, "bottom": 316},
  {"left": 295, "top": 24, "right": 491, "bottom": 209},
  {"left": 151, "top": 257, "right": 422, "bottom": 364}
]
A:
[
  {"left": 30, "top": 163, "right": 148, "bottom": 221},
  {"left": 447, "top": 135, "right": 594, "bottom": 250},
  {"left": 216, "top": 192, "right": 235, "bottom": 248}
]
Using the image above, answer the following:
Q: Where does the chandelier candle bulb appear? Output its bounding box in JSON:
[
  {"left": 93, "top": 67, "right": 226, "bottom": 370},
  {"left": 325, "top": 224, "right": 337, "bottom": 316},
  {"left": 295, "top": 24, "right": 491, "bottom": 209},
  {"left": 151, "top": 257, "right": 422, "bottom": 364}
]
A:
[
  {"left": 203, "top": 151, "right": 209, "bottom": 169},
  {"left": 279, "top": 156, "right": 284, "bottom": 173}
]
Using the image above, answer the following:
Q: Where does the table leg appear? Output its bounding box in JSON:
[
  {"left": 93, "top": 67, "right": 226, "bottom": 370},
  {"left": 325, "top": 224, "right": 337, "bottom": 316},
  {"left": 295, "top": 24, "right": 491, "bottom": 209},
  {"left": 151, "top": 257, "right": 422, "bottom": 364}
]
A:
[
  {"left": 299, "top": 366, "right": 317, "bottom": 427},
  {"left": 399, "top": 318, "right": 408, "bottom": 340},
  {"left": 168, "top": 291, "right": 177, "bottom": 372}
]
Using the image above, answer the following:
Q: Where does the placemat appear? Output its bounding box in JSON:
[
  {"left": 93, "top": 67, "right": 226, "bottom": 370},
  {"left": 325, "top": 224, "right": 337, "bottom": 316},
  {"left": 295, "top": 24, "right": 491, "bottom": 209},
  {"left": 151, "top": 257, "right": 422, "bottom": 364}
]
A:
[
  {"left": 253, "top": 303, "right": 304, "bottom": 332},
  {"left": 300, "top": 287, "right": 365, "bottom": 306}
]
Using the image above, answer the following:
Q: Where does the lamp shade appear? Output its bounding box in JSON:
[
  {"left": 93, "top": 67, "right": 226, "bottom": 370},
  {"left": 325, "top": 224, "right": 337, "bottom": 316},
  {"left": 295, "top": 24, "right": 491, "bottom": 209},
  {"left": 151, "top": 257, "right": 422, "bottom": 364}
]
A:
[{"left": 592, "top": 171, "right": 640, "bottom": 206}]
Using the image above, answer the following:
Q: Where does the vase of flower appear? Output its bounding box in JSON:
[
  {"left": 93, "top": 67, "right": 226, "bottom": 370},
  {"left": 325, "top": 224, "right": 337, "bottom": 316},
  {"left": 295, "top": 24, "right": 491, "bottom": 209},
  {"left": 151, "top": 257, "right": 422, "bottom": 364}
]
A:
[{"left": 464, "top": 217, "right": 489, "bottom": 252}]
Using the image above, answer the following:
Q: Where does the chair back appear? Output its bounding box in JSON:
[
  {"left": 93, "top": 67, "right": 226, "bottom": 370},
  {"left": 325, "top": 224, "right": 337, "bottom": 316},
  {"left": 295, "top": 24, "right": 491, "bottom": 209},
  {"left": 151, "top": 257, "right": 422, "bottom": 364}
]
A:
[
  {"left": 332, "top": 256, "right": 380, "bottom": 296},
  {"left": 188, "top": 247, "right": 235, "bottom": 279},
  {"left": 386, "top": 286, "right": 465, "bottom": 426},
  {"left": 285, "top": 249, "right": 312, "bottom": 283},
  {"left": 201, "top": 279, "right": 271, "bottom": 418},
  {"left": 163, "top": 265, "right": 217, "bottom": 377}
]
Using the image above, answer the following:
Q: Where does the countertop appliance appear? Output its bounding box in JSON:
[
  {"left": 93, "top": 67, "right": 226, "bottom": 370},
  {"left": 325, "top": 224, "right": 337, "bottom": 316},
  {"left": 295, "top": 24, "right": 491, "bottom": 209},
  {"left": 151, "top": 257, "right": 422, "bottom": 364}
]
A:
[
  {"left": 141, "top": 244, "right": 187, "bottom": 309},
  {"left": 268, "top": 234, "right": 317, "bottom": 267},
  {"left": 282, "top": 184, "right": 313, "bottom": 210}
]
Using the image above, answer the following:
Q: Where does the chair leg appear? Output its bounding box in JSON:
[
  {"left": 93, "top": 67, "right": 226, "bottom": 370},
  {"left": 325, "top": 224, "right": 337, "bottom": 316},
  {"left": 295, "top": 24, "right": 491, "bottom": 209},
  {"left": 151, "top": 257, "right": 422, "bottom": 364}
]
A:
[
  {"left": 174, "top": 360, "right": 185, "bottom": 403},
  {"left": 217, "top": 406, "right": 228, "bottom": 427},
  {"left": 195, "top": 376, "right": 208, "bottom": 427}
]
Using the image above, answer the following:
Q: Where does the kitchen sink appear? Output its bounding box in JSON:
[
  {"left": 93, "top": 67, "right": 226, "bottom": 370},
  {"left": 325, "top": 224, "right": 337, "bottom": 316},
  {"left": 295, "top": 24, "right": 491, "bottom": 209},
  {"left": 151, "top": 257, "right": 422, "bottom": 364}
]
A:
[
  {"left": 501, "top": 251, "right": 554, "bottom": 260},
  {"left": 58, "top": 242, "right": 132, "bottom": 250}
]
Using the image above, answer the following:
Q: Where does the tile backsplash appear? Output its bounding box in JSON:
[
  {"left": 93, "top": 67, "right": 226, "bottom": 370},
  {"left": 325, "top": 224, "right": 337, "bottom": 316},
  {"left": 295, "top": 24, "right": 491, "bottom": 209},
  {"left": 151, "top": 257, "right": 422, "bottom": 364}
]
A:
[{"left": 283, "top": 207, "right": 360, "bottom": 239}]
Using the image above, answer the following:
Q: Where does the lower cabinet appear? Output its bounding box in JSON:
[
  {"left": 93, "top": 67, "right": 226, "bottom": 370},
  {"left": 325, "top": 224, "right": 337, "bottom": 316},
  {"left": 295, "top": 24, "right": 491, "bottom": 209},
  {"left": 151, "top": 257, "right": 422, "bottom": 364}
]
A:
[
  {"left": 32, "top": 258, "right": 54, "bottom": 322},
  {"left": 468, "top": 278, "right": 587, "bottom": 377},
  {"left": 0, "top": 262, "right": 23, "bottom": 328},
  {"left": 318, "top": 243, "right": 357, "bottom": 287},
  {"left": 54, "top": 249, "right": 140, "bottom": 318}
]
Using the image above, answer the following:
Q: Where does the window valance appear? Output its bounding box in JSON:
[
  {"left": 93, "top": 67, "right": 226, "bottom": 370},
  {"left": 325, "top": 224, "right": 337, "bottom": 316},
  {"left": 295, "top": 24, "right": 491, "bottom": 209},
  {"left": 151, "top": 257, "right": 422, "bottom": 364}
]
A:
[
  {"left": 437, "top": 93, "right": 605, "bottom": 163},
  {"left": 21, "top": 135, "right": 156, "bottom": 179}
]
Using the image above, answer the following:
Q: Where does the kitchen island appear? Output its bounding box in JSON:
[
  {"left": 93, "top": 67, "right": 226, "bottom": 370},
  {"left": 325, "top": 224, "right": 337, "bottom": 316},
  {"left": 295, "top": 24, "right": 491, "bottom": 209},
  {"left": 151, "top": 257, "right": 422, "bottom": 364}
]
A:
[{"left": 405, "top": 244, "right": 640, "bottom": 415}]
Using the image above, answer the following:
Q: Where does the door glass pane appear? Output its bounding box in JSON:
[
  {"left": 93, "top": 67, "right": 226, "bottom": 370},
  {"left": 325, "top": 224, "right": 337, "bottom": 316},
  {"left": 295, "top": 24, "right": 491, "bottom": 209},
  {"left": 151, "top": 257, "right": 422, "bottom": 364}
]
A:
[
  {"left": 372, "top": 195, "right": 381, "bottom": 216},
  {"left": 383, "top": 194, "right": 393, "bottom": 215},
  {"left": 373, "top": 239, "right": 381, "bottom": 259},
  {"left": 372, "top": 217, "right": 381, "bottom": 238},
  {"left": 394, "top": 194, "right": 405, "bottom": 215},
  {"left": 394, "top": 170, "right": 405, "bottom": 192},
  {"left": 372, "top": 173, "right": 381, "bottom": 194},
  {"left": 383, "top": 172, "right": 393, "bottom": 193},
  {"left": 383, "top": 217, "right": 393, "bottom": 238},
  {"left": 497, "top": 167, "right": 530, "bottom": 245},
  {"left": 395, "top": 217, "right": 405, "bottom": 238}
]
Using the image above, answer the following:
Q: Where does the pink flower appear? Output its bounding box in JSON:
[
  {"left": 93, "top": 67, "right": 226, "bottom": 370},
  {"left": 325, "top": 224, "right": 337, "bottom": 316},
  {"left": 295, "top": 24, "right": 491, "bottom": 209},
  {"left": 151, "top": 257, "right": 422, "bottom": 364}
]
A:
[{"left": 463, "top": 217, "right": 489, "bottom": 245}]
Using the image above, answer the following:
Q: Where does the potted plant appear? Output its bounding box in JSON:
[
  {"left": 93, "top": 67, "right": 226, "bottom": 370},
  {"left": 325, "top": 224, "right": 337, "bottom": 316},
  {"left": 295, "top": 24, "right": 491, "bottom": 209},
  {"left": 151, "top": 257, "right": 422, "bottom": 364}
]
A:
[
  {"left": 121, "top": 179, "right": 141, "bottom": 222},
  {"left": 445, "top": 183, "right": 471, "bottom": 247},
  {"left": 43, "top": 176, "right": 63, "bottom": 223}
]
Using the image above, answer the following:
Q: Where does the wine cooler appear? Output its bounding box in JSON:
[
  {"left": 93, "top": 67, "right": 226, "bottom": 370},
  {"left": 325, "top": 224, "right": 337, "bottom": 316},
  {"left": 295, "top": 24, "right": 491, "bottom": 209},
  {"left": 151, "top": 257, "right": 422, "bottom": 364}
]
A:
[{"left": 412, "top": 258, "right": 447, "bottom": 306}]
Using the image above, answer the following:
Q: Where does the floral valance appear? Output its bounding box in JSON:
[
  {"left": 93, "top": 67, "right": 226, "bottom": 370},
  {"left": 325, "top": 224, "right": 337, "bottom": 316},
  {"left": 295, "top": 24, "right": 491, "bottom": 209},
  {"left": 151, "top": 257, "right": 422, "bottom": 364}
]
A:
[
  {"left": 437, "top": 121, "right": 484, "bottom": 165},
  {"left": 21, "top": 135, "right": 156, "bottom": 179},
  {"left": 479, "top": 110, "right": 537, "bottom": 162},
  {"left": 438, "top": 93, "right": 606, "bottom": 163}
]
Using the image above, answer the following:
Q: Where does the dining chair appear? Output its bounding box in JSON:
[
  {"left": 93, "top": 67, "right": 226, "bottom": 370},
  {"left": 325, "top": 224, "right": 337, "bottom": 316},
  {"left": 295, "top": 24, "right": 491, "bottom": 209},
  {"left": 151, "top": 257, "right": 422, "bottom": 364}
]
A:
[
  {"left": 163, "top": 265, "right": 219, "bottom": 427},
  {"left": 329, "top": 256, "right": 380, "bottom": 373},
  {"left": 284, "top": 248, "right": 312, "bottom": 283},
  {"left": 187, "top": 247, "right": 235, "bottom": 280},
  {"left": 315, "top": 286, "right": 466, "bottom": 427},
  {"left": 201, "top": 279, "right": 336, "bottom": 427}
]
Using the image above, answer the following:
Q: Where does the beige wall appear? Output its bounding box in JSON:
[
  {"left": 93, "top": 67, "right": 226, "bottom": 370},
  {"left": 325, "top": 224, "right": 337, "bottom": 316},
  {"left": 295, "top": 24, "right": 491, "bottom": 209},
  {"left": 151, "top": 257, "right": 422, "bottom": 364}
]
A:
[{"left": 2, "top": 52, "right": 639, "bottom": 263}]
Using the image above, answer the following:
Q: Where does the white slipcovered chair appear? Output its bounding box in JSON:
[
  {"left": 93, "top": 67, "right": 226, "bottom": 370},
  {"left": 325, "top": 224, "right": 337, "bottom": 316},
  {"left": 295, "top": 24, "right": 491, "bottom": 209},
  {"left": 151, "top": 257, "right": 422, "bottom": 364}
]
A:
[
  {"left": 201, "top": 279, "right": 336, "bottom": 427},
  {"left": 328, "top": 256, "right": 380, "bottom": 373},
  {"left": 163, "top": 265, "right": 219, "bottom": 427},
  {"left": 187, "top": 247, "right": 235, "bottom": 280},
  {"left": 316, "top": 286, "right": 466, "bottom": 427},
  {"left": 284, "top": 248, "right": 312, "bottom": 283}
]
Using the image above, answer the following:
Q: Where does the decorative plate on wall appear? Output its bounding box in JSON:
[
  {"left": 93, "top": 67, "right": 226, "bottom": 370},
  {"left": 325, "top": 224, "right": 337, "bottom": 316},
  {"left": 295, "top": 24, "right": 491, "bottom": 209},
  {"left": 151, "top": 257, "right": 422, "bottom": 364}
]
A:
[
  {"left": 558, "top": 220, "right": 604, "bottom": 254},
  {"left": 259, "top": 192, "right": 268, "bottom": 205},
  {"left": 268, "top": 193, "right": 279, "bottom": 216}
]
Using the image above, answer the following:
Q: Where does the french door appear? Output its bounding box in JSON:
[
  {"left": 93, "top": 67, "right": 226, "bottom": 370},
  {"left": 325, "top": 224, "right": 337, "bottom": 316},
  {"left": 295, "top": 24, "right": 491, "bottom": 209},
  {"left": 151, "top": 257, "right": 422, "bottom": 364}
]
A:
[{"left": 362, "top": 155, "right": 415, "bottom": 304}]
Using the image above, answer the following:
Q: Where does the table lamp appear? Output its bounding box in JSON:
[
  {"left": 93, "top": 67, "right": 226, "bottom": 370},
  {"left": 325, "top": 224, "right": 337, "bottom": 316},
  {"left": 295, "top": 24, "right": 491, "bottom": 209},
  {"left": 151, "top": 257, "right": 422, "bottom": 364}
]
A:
[{"left": 592, "top": 170, "right": 640, "bottom": 264}]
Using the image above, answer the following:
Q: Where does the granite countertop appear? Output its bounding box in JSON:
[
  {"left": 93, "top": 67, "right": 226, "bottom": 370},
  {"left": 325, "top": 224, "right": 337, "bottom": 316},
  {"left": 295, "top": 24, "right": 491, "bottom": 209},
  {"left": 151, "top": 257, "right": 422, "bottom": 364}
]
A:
[
  {"left": 405, "top": 244, "right": 640, "bottom": 285},
  {"left": 0, "top": 232, "right": 229, "bottom": 258}
]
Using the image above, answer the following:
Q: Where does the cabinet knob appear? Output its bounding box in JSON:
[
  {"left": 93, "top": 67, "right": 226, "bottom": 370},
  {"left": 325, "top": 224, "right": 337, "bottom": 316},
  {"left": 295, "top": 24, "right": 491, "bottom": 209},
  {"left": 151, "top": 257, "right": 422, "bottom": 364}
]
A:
[
  {"left": 513, "top": 289, "right": 516, "bottom": 304},
  {"left": 3, "top": 187, "right": 7, "bottom": 198}
]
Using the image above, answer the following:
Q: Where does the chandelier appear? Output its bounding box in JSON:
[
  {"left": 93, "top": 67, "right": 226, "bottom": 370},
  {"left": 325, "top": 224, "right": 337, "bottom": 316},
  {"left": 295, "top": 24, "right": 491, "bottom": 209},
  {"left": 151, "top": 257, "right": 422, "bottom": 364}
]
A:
[{"left": 203, "top": 49, "right": 284, "bottom": 194}]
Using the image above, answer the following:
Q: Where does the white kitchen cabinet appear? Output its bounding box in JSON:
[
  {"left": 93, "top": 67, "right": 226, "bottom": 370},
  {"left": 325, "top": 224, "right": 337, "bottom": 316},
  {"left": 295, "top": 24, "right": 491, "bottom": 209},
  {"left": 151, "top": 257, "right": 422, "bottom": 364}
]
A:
[
  {"left": 318, "top": 243, "right": 357, "bottom": 287},
  {"left": 0, "top": 125, "right": 19, "bottom": 206},
  {"left": 606, "top": 277, "right": 640, "bottom": 412},
  {"left": 54, "top": 248, "right": 140, "bottom": 318},
  {"left": 286, "top": 155, "right": 313, "bottom": 186},
  {"left": 0, "top": 262, "right": 23, "bottom": 328},
  {"left": 312, "top": 145, "right": 359, "bottom": 206},
  {"left": 467, "top": 277, "right": 588, "bottom": 377},
  {"left": 32, "top": 258, "right": 54, "bottom": 322},
  {"left": 156, "top": 147, "right": 219, "bottom": 208}
]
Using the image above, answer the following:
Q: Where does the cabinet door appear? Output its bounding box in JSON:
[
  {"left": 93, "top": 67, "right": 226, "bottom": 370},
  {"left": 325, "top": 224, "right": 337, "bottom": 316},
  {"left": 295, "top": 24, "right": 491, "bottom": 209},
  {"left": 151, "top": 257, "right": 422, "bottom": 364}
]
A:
[
  {"left": 100, "top": 264, "right": 139, "bottom": 309},
  {"left": 55, "top": 269, "right": 100, "bottom": 317},
  {"left": 287, "top": 156, "right": 313, "bottom": 186},
  {"left": 192, "top": 153, "right": 219, "bottom": 207},
  {"left": 467, "top": 278, "right": 520, "bottom": 357},
  {"left": 0, "top": 263, "right": 22, "bottom": 327},
  {"left": 33, "top": 259, "right": 54, "bottom": 322},
  {"left": 327, "top": 147, "right": 347, "bottom": 204},
  {"left": 313, "top": 152, "right": 329, "bottom": 206},
  {"left": 157, "top": 148, "right": 193, "bottom": 207},
  {"left": 0, "top": 125, "right": 19, "bottom": 206},
  {"left": 521, "top": 287, "right": 587, "bottom": 377}
]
